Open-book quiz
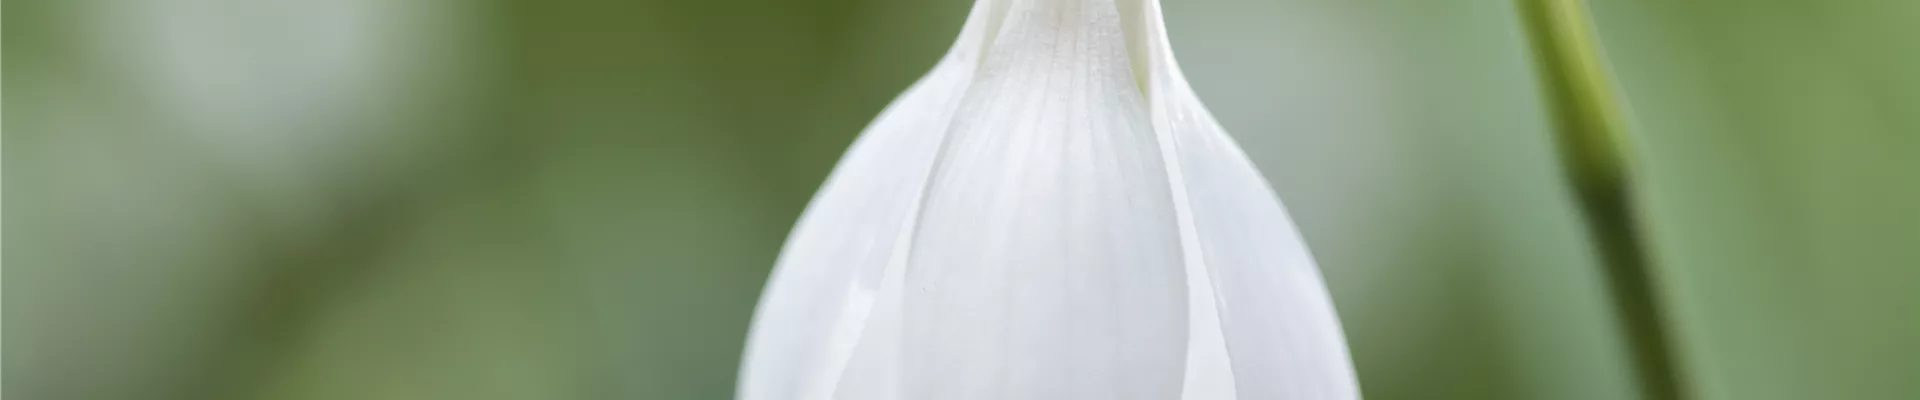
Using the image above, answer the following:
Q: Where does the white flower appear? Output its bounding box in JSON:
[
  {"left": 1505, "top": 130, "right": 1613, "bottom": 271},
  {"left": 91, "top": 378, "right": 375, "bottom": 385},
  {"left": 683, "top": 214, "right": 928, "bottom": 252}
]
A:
[{"left": 737, "top": 0, "right": 1359, "bottom": 398}]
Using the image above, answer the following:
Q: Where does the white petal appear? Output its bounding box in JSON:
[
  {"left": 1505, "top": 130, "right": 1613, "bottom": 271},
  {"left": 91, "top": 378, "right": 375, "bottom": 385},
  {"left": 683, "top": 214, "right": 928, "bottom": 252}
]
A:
[
  {"left": 898, "top": 0, "right": 1186, "bottom": 398},
  {"left": 740, "top": 0, "right": 1360, "bottom": 399},
  {"left": 735, "top": 2, "right": 1001, "bottom": 399},
  {"left": 1133, "top": 0, "right": 1363, "bottom": 398}
]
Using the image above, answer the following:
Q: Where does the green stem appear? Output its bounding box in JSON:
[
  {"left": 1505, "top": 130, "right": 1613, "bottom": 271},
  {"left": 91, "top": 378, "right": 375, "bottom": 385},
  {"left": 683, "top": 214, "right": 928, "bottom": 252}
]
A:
[{"left": 1514, "top": 1, "right": 1691, "bottom": 399}]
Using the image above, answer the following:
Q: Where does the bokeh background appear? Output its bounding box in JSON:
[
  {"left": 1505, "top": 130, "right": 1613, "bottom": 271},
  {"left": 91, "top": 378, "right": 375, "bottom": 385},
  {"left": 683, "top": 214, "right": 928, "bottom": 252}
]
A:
[{"left": 6, "top": 0, "right": 1916, "bottom": 399}]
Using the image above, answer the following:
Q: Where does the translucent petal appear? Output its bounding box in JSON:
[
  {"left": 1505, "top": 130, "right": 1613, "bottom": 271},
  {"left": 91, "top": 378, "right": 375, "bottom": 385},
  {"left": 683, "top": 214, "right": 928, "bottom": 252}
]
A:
[
  {"left": 896, "top": 0, "right": 1186, "bottom": 398},
  {"left": 734, "top": 2, "right": 1001, "bottom": 399},
  {"left": 1134, "top": 0, "right": 1363, "bottom": 398}
]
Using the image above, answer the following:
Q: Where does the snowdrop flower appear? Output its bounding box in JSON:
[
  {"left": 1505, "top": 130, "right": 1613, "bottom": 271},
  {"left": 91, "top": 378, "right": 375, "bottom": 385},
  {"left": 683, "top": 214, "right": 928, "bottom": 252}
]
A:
[{"left": 739, "top": 0, "right": 1359, "bottom": 399}]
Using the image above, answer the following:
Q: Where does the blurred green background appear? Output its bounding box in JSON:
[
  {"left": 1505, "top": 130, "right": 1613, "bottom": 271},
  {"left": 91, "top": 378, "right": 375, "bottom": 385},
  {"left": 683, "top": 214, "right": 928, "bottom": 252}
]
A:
[{"left": 5, "top": 0, "right": 1916, "bottom": 399}]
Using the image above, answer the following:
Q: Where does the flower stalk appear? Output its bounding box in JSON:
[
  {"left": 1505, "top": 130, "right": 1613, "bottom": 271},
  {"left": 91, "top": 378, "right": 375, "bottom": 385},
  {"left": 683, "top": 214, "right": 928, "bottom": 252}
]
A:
[{"left": 1514, "top": 0, "right": 1691, "bottom": 399}]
